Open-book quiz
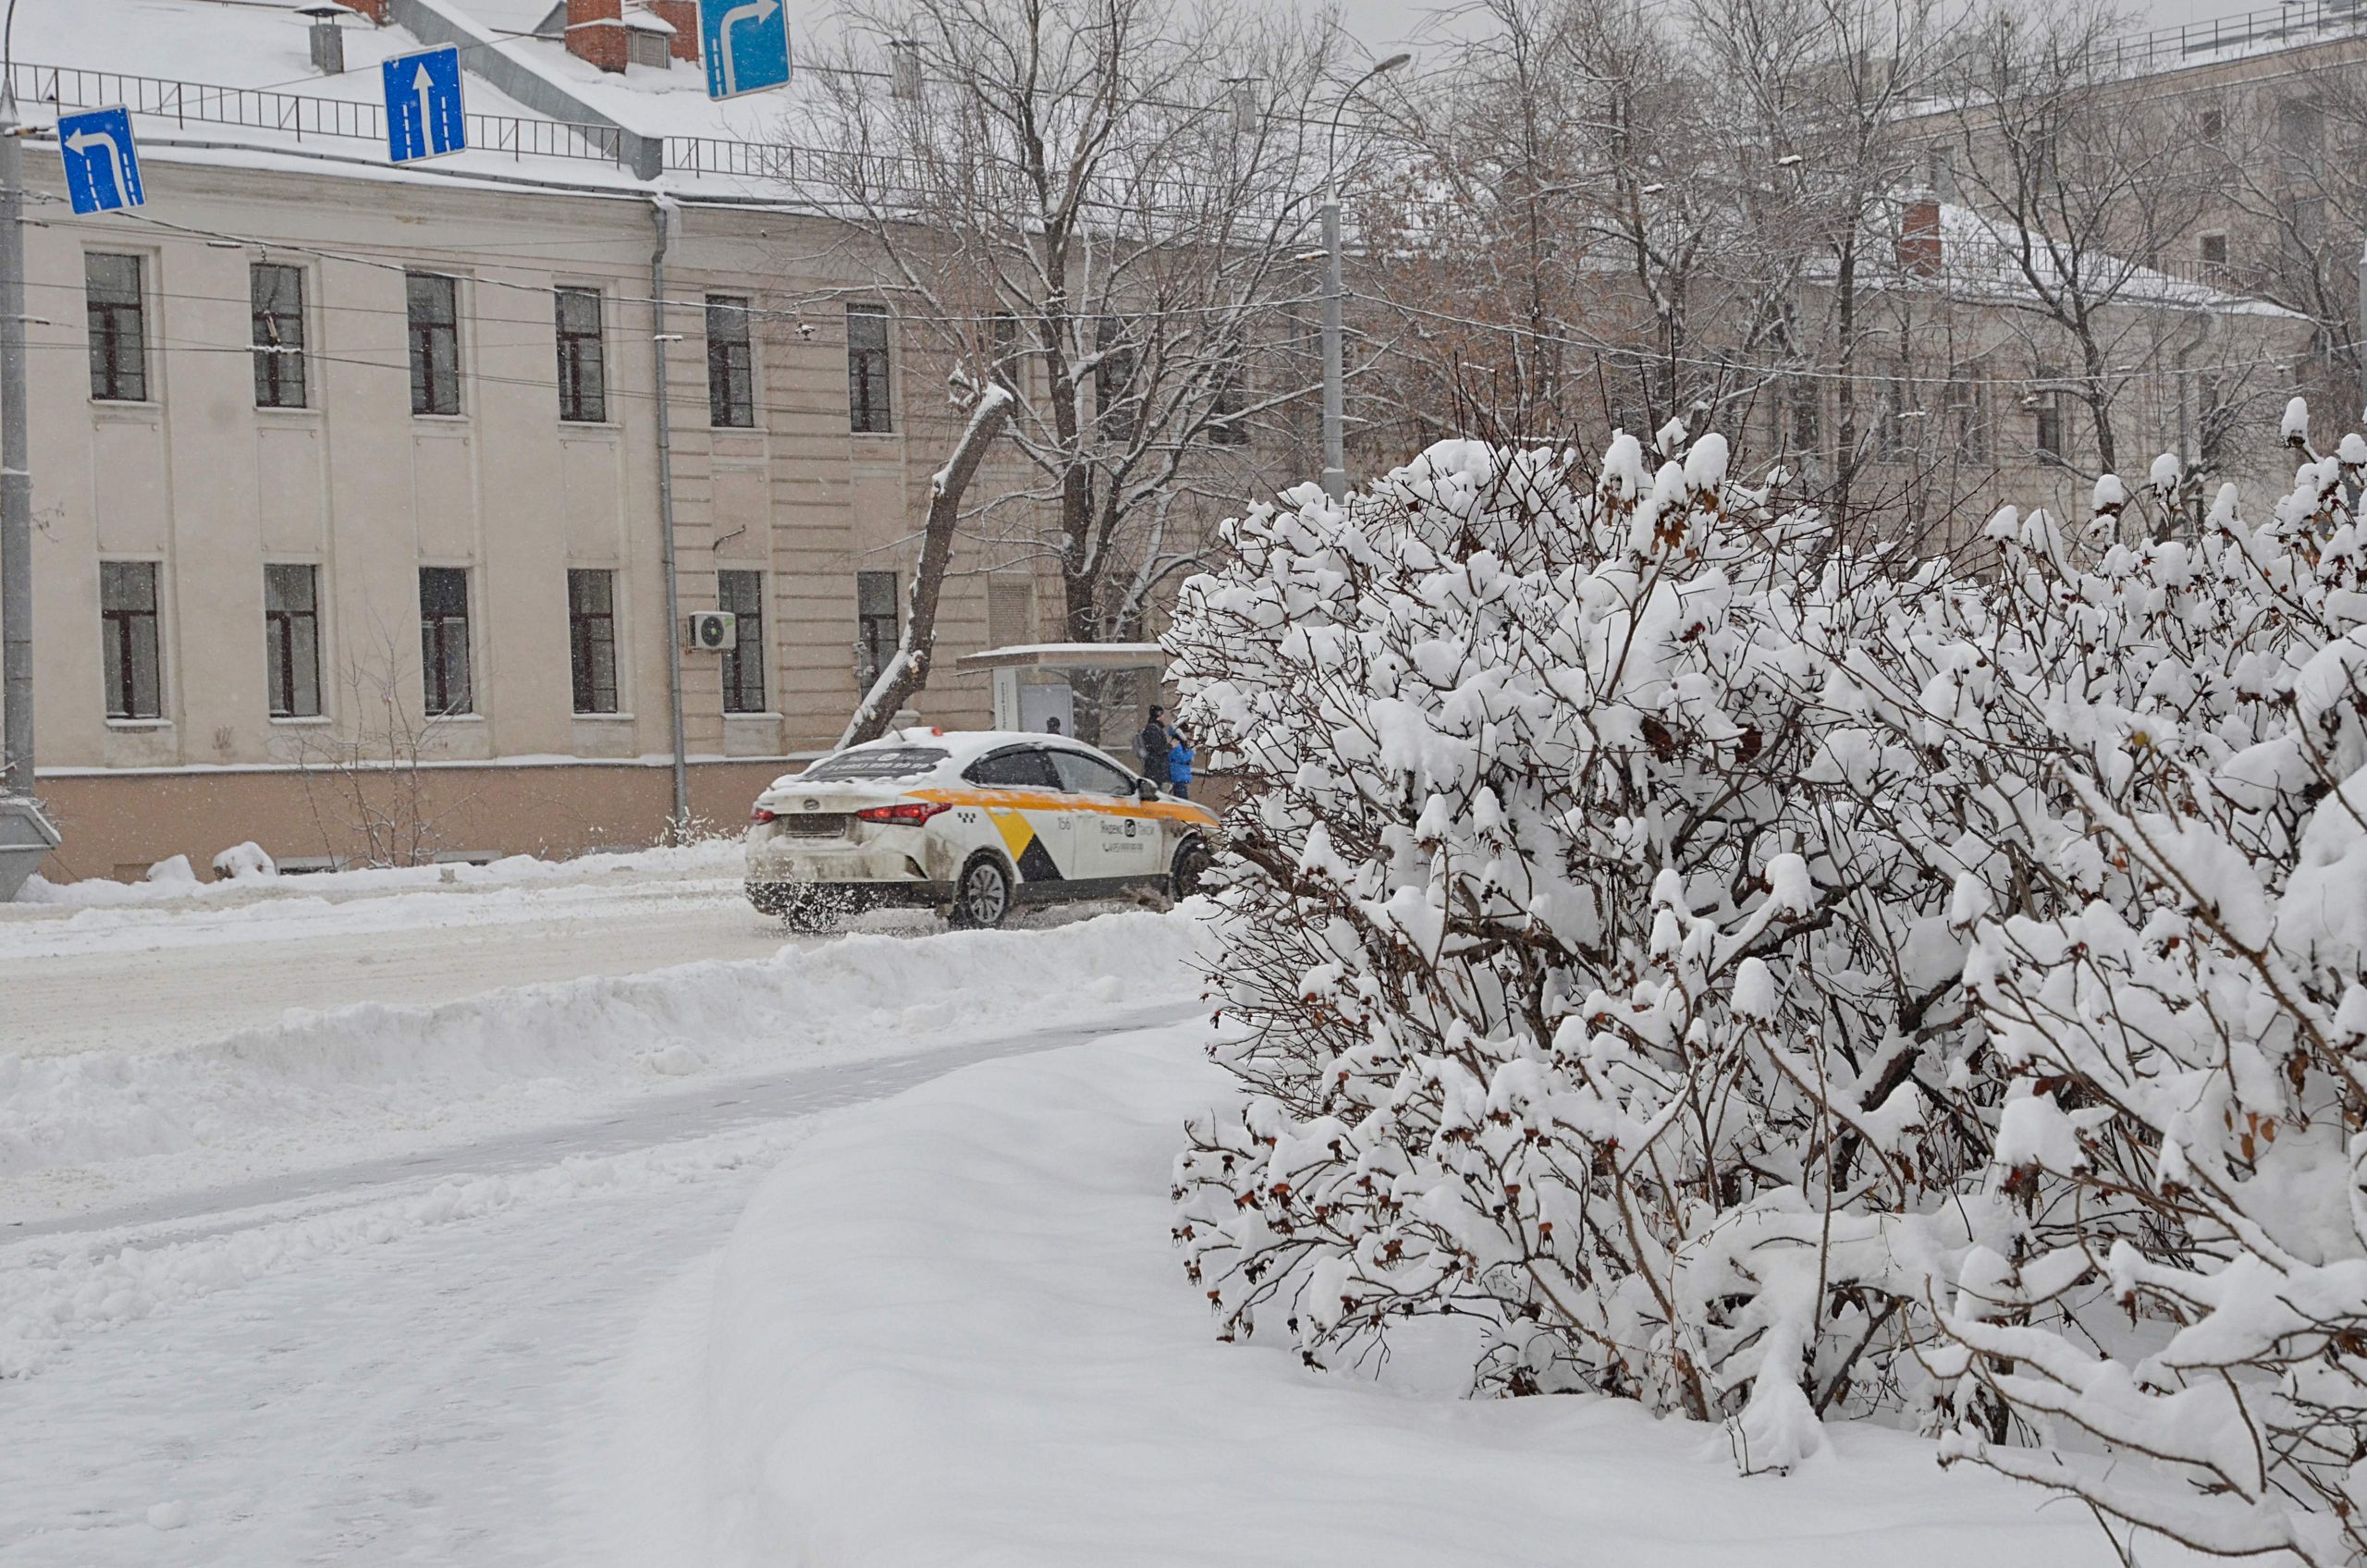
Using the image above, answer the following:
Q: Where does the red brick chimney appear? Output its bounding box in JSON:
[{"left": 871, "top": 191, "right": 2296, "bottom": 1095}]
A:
[
  {"left": 1897, "top": 195, "right": 1943, "bottom": 278},
  {"left": 567, "top": 0, "right": 629, "bottom": 74},
  {"left": 344, "top": 0, "right": 388, "bottom": 22},
  {"left": 644, "top": 1, "right": 701, "bottom": 63}
]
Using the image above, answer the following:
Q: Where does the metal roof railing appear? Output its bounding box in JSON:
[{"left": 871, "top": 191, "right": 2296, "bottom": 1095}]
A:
[
  {"left": 10, "top": 60, "right": 632, "bottom": 167},
  {"left": 2100, "top": 0, "right": 2367, "bottom": 76}
]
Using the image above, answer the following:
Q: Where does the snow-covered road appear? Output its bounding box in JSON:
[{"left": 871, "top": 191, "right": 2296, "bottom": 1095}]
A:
[
  {"left": 1, "top": 852, "right": 1209, "bottom": 1563},
  {"left": 0, "top": 1009, "right": 1185, "bottom": 1567},
  {"left": 4, "top": 850, "right": 785, "bottom": 1060}
]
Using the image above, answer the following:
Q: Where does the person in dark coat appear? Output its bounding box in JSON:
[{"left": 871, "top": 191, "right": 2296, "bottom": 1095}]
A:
[{"left": 1136, "top": 705, "right": 1173, "bottom": 784}]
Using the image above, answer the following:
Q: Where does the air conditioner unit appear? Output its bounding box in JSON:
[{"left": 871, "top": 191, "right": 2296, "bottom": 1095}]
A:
[{"left": 685, "top": 610, "right": 738, "bottom": 653}]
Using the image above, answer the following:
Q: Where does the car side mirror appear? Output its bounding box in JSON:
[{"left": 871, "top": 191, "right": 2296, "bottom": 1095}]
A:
[{"left": 1136, "top": 778, "right": 1161, "bottom": 800}]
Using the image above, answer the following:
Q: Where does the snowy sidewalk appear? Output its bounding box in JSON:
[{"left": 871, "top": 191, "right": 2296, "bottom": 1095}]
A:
[{"left": 701, "top": 1033, "right": 2211, "bottom": 1568}]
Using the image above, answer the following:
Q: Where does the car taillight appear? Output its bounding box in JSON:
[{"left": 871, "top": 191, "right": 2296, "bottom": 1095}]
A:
[
  {"left": 855, "top": 801, "right": 951, "bottom": 826},
  {"left": 750, "top": 805, "right": 778, "bottom": 824}
]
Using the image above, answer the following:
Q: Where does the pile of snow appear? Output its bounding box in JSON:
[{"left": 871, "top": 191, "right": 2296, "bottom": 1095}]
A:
[
  {"left": 0, "top": 909, "right": 1209, "bottom": 1217},
  {"left": 698, "top": 1032, "right": 2207, "bottom": 1566},
  {"left": 15, "top": 838, "right": 745, "bottom": 907}
]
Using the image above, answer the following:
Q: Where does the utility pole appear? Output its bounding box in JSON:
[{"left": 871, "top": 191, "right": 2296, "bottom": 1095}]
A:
[
  {"left": 1, "top": 82, "right": 31, "bottom": 800},
  {"left": 1319, "top": 53, "right": 1409, "bottom": 506},
  {"left": 0, "top": 59, "right": 59, "bottom": 901},
  {"left": 1321, "top": 190, "right": 1345, "bottom": 502},
  {"left": 2356, "top": 236, "right": 2366, "bottom": 425}
]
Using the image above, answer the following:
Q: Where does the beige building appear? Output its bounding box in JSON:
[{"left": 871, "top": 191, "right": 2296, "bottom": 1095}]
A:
[{"left": 6, "top": 0, "right": 1087, "bottom": 883}]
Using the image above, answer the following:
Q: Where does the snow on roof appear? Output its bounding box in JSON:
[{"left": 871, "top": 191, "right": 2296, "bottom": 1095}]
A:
[
  {"left": 764, "top": 729, "right": 1147, "bottom": 787},
  {"left": 12, "top": 0, "right": 656, "bottom": 193},
  {"left": 11, "top": 0, "right": 823, "bottom": 200},
  {"left": 956, "top": 643, "right": 1171, "bottom": 671},
  {"left": 1840, "top": 198, "right": 2300, "bottom": 319}
]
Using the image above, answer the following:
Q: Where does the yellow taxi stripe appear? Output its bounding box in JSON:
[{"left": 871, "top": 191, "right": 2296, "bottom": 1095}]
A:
[{"left": 911, "top": 786, "right": 1217, "bottom": 828}]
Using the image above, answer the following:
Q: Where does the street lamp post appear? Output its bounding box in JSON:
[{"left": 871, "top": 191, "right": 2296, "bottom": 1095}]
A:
[
  {"left": 1321, "top": 52, "right": 1409, "bottom": 504},
  {"left": 1, "top": 0, "right": 31, "bottom": 803}
]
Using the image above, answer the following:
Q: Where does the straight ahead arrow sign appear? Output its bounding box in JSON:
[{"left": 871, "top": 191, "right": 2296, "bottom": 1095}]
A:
[{"left": 383, "top": 46, "right": 467, "bottom": 164}]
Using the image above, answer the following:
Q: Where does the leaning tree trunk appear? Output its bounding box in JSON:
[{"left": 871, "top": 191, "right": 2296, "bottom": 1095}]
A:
[{"left": 840, "top": 386, "right": 1016, "bottom": 749}]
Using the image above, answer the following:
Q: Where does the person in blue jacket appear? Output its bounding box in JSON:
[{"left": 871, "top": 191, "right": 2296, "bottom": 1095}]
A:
[{"left": 1167, "top": 725, "right": 1196, "bottom": 799}]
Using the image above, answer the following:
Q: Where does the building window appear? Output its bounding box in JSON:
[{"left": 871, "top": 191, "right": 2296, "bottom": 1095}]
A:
[
  {"left": 406, "top": 272, "right": 462, "bottom": 416},
  {"left": 2200, "top": 104, "right": 2226, "bottom": 144},
  {"left": 86, "top": 253, "right": 148, "bottom": 403},
  {"left": 2200, "top": 233, "right": 2230, "bottom": 286},
  {"left": 251, "top": 263, "right": 308, "bottom": 410},
  {"left": 2031, "top": 368, "right": 2067, "bottom": 463},
  {"left": 706, "top": 296, "right": 756, "bottom": 428},
  {"left": 264, "top": 563, "right": 322, "bottom": 718},
  {"left": 986, "top": 576, "right": 1034, "bottom": 650},
  {"left": 1789, "top": 377, "right": 1821, "bottom": 454},
  {"left": 717, "top": 569, "right": 767, "bottom": 714},
  {"left": 418, "top": 566, "right": 473, "bottom": 716},
  {"left": 1947, "top": 362, "right": 1989, "bottom": 464},
  {"left": 1208, "top": 361, "right": 1248, "bottom": 445},
  {"left": 989, "top": 311, "right": 1021, "bottom": 393},
  {"left": 568, "top": 568, "right": 619, "bottom": 715},
  {"left": 1875, "top": 368, "right": 1918, "bottom": 461},
  {"left": 847, "top": 305, "right": 893, "bottom": 433},
  {"left": 100, "top": 560, "right": 162, "bottom": 720},
  {"left": 554, "top": 287, "right": 607, "bottom": 423},
  {"left": 856, "top": 570, "right": 899, "bottom": 682},
  {"left": 1095, "top": 316, "right": 1138, "bottom": 441},
  {"left": 2279, "top": 98, "right": 2324, "bottom": 163}
]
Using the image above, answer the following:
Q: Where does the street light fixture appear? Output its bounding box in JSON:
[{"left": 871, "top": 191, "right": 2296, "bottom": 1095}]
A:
[{"left": 1320, "top": 51, "right": 1411, "bottom": 504}]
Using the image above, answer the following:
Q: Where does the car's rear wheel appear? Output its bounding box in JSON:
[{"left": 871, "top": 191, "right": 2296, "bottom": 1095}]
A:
[
  {"left": 949, "top": 853, "right": 1013, "bottom": 930},
  {"left": 1171, "top": 838, "right": 1212, "bottom": 900},
  {"left": 752, "top": 881, "right": 848, "bottom": 932}
]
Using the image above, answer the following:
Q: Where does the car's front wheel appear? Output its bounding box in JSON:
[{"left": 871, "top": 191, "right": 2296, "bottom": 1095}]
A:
[{"left": 949, "top": 853, "right": 1013, "bottom": 930}]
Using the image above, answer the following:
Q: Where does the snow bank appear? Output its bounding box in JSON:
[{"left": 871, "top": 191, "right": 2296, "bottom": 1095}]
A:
[
  {"left": 0, "top": 910, "right": 1208, "bottom": 1205},
  {"left": 699, "top": 1034, "right": 2201, "bottom": 1567},
  {"left": 16, "top": 838, "right": 744, "bottom": 907}
]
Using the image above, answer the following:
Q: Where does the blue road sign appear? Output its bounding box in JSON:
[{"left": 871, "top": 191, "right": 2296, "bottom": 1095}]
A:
[
  {"left": 58, "top": 107, "right": 144, "bottom": 215},
  {"left": 383, "top": 45, "right": 467, "bottom": 164},
  {"left": 700, "top": 0, "right": 791, "bottom": 101}
]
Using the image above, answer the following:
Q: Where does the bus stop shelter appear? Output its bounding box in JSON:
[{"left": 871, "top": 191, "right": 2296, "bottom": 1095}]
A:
[{"left": 953, "top": 643, "right": 1171, "bottom": 747}]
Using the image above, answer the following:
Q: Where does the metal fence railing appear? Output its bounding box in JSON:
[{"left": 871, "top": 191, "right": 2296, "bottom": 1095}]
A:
[
  {"left": 2101, "top": 0, "right": 2367, "bottom": 76},
  {"left": 10, "top": 61, "right": 630, "bottom": 167}
]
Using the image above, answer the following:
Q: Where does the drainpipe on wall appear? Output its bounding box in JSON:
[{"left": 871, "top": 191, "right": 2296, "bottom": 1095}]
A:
[{"left": 651, "top": 196, "right": 690, "bottom": 836}]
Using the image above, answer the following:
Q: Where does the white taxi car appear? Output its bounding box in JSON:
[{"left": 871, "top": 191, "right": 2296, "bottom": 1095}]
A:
[{"left": 744, "top": 729, "right": 1217, "bottom": 928}]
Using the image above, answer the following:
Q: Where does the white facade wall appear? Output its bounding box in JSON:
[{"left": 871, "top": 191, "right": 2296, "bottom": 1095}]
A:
[{"left": 17, "top": 153, "right": 1047, "bottom": 878}]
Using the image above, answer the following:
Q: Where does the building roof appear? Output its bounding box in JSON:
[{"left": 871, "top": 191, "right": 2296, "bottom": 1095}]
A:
[{"left": 8, "top": 0, "right": 831, "bottom": 201}]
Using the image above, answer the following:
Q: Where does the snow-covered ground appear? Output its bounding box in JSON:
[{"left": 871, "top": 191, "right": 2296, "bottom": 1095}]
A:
[
  {"left": 0, "top": 851, "right": 2222, "bottom": 1565},
  {"left": 697, "top": 1033, "right": 2217, "bottom": 1568},
  {"left": 2, "top": 850, "right": 1209, "bottom": 1564}
]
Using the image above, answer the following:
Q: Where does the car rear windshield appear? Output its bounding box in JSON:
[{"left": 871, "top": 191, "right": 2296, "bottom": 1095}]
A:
[{"left": 799, "top": 746, "right": 950, "bottom": 781}]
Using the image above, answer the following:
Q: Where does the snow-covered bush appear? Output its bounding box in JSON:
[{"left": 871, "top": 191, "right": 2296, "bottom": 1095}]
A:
[
  {"left": 1171, "top": 412, "right": 2367, "bottom": 1554},
  {"left": 1932, "top": 422, "right": 2367, "bottom": 1563},
  {"left": 1167, "top": 434, "right": 2022, "bottom": 1468}
]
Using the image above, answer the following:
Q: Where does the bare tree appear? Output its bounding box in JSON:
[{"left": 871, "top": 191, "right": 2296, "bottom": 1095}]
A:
[
  {"left": 290, "top": 629, "right": 468, "bottom": 869},
  {"left": 784, "top": 0, "right": 1348, "bottom": 652},
  {"left": 1942, "top": 3, "right": 2209, "bottom": 474},
  {"left": 841, "top": 386, "right": 1017, "bottom": 747}
]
